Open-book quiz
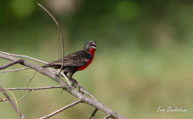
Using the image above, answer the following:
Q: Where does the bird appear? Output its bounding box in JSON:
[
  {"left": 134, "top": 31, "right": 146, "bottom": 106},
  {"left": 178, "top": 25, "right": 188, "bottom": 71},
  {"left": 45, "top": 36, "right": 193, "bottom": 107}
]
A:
[{"left": 43, "top": 41, "right": 96, "bottom": 85}]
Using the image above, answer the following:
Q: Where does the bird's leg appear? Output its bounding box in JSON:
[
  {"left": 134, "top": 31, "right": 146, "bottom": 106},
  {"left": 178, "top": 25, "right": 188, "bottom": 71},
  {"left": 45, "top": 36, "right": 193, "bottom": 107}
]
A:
[
  {"left": 68, "top": 72, "right": 78, "bottom": 86},
  {"left": 69, "top": 78, "right": 78, "bottom": 86},
  {"left": 68, "top": 72, "right": 84, "bottom": 94},
  {"left": 70, "top": 78, "right": 84, "bottom": 94}
]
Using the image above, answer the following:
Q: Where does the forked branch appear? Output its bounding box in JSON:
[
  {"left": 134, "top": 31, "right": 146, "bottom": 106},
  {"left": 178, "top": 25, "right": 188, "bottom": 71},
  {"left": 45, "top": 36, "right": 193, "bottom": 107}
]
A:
[
  {"left": 0, "top": 51, "right": 127, "bottom": 119},
  {"left": 0, "top": 85, "right": 24, "bottom": 119}
]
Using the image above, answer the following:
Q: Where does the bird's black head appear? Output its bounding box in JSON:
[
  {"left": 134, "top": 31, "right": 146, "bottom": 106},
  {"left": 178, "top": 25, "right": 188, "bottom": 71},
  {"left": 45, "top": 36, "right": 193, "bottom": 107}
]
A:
[{"left": 84, "top": 41, "right": 96, "bottom": 50}]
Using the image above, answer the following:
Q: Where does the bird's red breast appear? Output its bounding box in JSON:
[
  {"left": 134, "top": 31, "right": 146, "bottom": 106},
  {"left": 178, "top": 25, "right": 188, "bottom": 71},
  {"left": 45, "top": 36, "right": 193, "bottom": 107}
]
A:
[{"left": 77, "top": 48, "right": 96, "bottom": 71}]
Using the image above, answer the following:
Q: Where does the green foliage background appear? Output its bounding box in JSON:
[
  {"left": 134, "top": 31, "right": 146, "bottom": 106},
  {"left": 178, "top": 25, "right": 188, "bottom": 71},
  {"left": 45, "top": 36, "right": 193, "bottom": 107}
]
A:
[{"left": 1, "top": 0, "right": 193, "bottom": 118}]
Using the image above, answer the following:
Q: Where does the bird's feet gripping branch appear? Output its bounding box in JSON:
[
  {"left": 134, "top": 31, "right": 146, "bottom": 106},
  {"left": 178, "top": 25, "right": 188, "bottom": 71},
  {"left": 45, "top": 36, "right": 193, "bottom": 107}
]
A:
[{"left": 43, "top": 41, "right": 96, "bottom": 87}]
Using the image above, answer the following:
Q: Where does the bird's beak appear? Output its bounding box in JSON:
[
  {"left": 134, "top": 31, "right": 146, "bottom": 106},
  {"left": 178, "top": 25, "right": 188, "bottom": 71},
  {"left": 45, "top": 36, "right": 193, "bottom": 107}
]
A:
[{"left": 91, "top": 45, "right": 96, "bottom": 49}]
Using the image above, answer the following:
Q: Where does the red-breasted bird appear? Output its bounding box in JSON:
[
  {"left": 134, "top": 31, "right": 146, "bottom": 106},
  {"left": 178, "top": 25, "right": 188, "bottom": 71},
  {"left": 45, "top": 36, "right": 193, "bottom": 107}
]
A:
[{"left": 43, "top": 41, "right": 96, "bottom": 84}]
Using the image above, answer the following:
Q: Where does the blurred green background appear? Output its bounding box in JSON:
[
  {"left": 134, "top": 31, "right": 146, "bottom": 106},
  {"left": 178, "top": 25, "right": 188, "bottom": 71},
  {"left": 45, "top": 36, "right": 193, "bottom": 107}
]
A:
[{"left": 1, "top": 0, "right": 193, "bottom": 119}]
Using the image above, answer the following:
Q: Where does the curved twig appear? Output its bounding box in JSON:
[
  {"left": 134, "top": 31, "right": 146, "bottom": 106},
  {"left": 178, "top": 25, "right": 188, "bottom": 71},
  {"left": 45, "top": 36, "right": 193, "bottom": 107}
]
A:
[{"left": 37, "top": 3, "right": 65, "bottom": 75}]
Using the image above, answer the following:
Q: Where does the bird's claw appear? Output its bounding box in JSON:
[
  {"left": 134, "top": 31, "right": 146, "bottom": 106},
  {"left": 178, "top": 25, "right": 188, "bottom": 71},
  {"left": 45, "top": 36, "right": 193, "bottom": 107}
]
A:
[
  {"left": 69, "top": 78, "right": 78, "bottom": 86},
  {"left": 69, "top": 78, "right": 84, "bottom": 94}
]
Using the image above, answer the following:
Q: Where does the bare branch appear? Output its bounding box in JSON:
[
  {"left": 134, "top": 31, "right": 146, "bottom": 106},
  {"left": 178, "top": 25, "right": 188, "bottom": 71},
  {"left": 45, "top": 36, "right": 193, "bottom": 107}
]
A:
[
  {"left": 0, "top": 51, "right": 67, "bottom": 85},
  {"left": 0, "top": 85, "right": 24, "bottom": 119},
  {"left": 39, "top": 99, "right": 82, "bottom": 119},
  {"left": 5, "top": 86, "right": 64, "bottom": 91},
  {"left": 25, "top": 71, "right": 37, "bottom": 87},
  {"left": 0, "top": 51, "right": 127, "bottom": 119},
  {"left": 0, "top": 59, "right": 24, "bottom": 70},
  {"left": 0, "top": 51, "right": 47, "bottom": 64},
  {"left": 0, "top": 67, "right": 29, "bottom": 74}
]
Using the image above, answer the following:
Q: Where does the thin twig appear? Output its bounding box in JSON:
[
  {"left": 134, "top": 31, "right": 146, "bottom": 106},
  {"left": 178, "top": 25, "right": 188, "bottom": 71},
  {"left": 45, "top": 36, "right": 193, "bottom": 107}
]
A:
[
  {"left": 0, "top": 67, "right": 29, "bottom": 74},
  {"left": 25, "top": 71, "right": 37, "bottom": 87},
  {"left": 17, "top": 90, "right": 32, "bottom": 103},
  {"left": 0, "top": 51, "right": 47, "bottom": 64},
  {"left": 58, "top": 28, "right": 65, "bottom": 75},
  {"left": 0, "top": 85, "right": 24, "bottom": 119},
  {"left": 89, "top": 108, "right": 98, "bottom": 119},
  {"left": 39, "top": 99, "right": 82, "bottom": 119},
  {"left": 0, "top": 59, "right": 24, "bottom": 70},
  {"left": 37, "top": 3, "right": 59, "bottom": 25},
  {"left": 5, "top": 86, "right": 64, "bottom": 91},
  {"left": 37, "top": 3, "right": 65, "bottom": 75}
]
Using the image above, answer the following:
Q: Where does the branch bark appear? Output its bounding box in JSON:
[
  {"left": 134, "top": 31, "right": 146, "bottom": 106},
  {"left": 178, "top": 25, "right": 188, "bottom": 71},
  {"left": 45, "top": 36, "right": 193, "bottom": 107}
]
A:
[
  {"left": 0, "top": 85, "right": 24, "bottom": 119},
  {"left": 0, "top": 51, "right": 127, "bottom": 119},
  {"left": 5, "top": 86, "right": 64, "bottom": 91}
]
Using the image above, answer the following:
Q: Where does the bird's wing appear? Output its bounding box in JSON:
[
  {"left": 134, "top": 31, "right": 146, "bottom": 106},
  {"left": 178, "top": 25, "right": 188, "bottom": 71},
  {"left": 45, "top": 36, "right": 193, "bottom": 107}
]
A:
[{"left": 44, "top": 50, "right": 92, "bottom": 67}]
